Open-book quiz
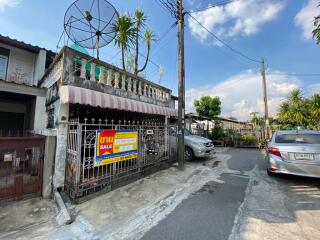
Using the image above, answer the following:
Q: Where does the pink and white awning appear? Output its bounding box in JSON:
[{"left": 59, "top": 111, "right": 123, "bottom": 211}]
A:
[{"left": 60, "top": 85, "right": 177, "bottom": 117}]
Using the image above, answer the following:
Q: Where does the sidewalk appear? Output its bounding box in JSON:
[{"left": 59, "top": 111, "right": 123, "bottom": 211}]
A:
[
  {"left": 47, "top": 148, "right": 234, "bottom": 240},
  {"left": 0, "top": 198, "right": 58, "bottom": 239},
  {"left": 1, "top": 148, "right": 232, "bottom": 240}
]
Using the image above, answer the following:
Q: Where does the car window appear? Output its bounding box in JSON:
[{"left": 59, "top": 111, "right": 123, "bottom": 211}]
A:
[
  {"left": 184, "top": 129, "right": 192, "bottom": 136},
  {"left": 275, "top": 133, "right": 320, "bottom": 144}
]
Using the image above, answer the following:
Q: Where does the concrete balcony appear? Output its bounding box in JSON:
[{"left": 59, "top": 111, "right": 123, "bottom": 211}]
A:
[{"left": 40, "top": 46, "right": 173, "bottom": 108}]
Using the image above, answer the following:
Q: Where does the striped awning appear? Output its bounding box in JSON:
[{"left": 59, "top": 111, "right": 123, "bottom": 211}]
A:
[{"left": 59, "top": 85, "right": 178, "bottom": 117}]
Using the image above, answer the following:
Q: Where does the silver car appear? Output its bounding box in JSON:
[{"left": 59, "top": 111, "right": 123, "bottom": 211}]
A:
[
  {"left": 184, "top": 129, "right": 215, "bottom": 161},
  {"left": 266, "top": 130, "right": 320, "bottom": 178}
]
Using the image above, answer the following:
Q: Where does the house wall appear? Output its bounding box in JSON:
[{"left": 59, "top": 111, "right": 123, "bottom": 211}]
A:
[
  {"left": 0, "top": 42, "right": 35, "bottom": 85},
  {"left": 34, "top": 49, "right": 46, "bottom": 86},
  {"left": 53, "top": 102, "right": 69, "bottom": 190},
  {"left": 33, "top": 96, "right": 47, "bottom": 131},
  {"left": 0, "top": 43, "right": 47, "bottom": 86}
]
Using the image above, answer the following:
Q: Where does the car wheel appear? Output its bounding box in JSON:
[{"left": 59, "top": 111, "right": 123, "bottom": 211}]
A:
[
  {"left": 267, "top": 168, "right": 276, "bottom": 177},
  {"left": 185, "top": 147, "right": 194, "bottom": 161}
]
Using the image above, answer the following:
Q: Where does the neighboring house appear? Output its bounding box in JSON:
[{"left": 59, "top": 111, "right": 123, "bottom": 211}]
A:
[
  {"left": 185, "top": 113, "right": 214, "bottom": 137},
  {"left": 216, "top": 116, "right": 254, "bottom": 133},
  {"left": 186, "top": 113, "right": 254, "bottom": 137},
  {"left": 40, "top": 46, "right": 178, "bottom": 201},
  {"left": 0, "top": 35, "right": 55, "bottom": 200}
]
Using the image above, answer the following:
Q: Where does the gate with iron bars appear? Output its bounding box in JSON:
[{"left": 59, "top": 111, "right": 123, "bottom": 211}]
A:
[
  {"left": 0, "top": 135, "right": 45, "bottom": 201},
  {"left": 65, "top": 118, "right": 178, "bottom": 202}
]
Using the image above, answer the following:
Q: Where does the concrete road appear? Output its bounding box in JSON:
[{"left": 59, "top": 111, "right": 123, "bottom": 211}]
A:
[
  {"left": 141, "top": 148, "right": 320, "bottom": 240},
  {"left": 6, "top": 148, "right": 319, "bottom": 240}
]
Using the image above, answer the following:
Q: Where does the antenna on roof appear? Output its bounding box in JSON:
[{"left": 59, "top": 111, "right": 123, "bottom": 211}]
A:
[{"left": 63, "top": 0, "right": 119, "bottom": 60}]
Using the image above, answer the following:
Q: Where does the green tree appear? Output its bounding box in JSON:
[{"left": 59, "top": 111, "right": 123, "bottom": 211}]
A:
[
  {"left": 277, "top": 89, "right": 320, "bottom": 129},
  {"left": 279, "top": 102, "right": 291, "bottom": 124},
  {"left": 112, "top": 15, "right": 135, "bottom": 70},
  {"left": 137, "top": 30, "right": 156, "bottom": 74},
  {"left": 309, "top": 94, "right": 320, "bottom": 129},
  {"left": 250, "top": 112, "right": 264, "bottom": 127},
  {"left": 210, "top": 121, "right": 225, "bottom": 140},
  {"left": 288, "top": 89, "right": 307, "bottom": 126},
  {"left": 313, "top": 3, "right": 320, "bottom": 44},
  {"left": 112, "top": 9, "right": 156, "bottom": 75},
  {"left": 134, "top": 9, "right": 147, "bottom": 75},
  {"left": 194, "top": 96, "right": 221, "bottom": 120}
]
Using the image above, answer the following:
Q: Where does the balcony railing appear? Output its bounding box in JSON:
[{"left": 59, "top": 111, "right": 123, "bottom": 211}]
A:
[{"left": 41, "top": 47, "right": 173, "bottom": 107}]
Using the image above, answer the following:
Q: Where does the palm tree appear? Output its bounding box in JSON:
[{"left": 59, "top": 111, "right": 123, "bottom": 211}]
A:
[
  {"left": 134, "top": 9, "right": 147, "bottom": 75},
  {"left": 112, "top": 15, "right": 135, "bottom": 70},
  {"left": 278, "top": 102, "right": 291, "bottom": 123},
  {"left": 310, "top": 94, "right": 320, "bottom": 119},
  {"left": 288, "top": 89, "right": 303, "bottom": 105},
  {"left": 137, "top": 30, "right": 156, "bottom": 73},
  {"left": 312, "top": 2, "right": 320, "bottom": 45}
]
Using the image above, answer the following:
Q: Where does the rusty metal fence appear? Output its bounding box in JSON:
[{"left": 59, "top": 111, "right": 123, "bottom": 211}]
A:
[
  {"left": 0, "top": 136, "right": 45, "bottom": 201},
  {"left": 65, "top": 118, "right": 178, "bottom": 202}
]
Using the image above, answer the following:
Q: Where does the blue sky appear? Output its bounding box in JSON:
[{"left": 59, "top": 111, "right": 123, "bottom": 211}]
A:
[{"left": 0, "top": 0, "right": 319, "bottom": 119}]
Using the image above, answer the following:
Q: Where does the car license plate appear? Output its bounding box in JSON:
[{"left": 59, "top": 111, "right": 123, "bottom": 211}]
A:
[{"left": 294, "top": 153, "right": 314, "bottom": 160}]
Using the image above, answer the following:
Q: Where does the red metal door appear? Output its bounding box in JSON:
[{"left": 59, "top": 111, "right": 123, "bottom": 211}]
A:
[{"left": 0, "top": 136, "right": 44, "bottom": 201}]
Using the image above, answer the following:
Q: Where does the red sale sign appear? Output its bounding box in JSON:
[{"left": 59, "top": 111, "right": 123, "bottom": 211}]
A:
[{"left": 97, "top": 129, "right": 116, "bottom": 157}]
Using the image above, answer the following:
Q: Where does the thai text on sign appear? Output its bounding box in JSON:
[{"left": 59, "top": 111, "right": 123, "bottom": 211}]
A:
[{"left": 94, "top": 129, "right": 138, "bottom": 166}]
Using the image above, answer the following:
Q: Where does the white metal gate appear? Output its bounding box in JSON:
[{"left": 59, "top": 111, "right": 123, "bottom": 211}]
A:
[{"left": 65, "top": 118, "right": 177, "bottom": 202}]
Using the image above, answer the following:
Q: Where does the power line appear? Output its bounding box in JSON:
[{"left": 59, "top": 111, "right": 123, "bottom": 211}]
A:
[
  {"left": 108, "top": 50, "right": 121, "bottom": 62},
  {"left": 187, "top": 13, "right": 261, "bottom": 64},
  {"left": 128, "top": 46, "right": 161, "bottom": 68},
  {"left": 155, "top": 22, "right": 177, "bottom": 46},
  {"left": 155, "top": 0, "right": 179, "bottom": 18},
  {"left": 267, "top": 72, "right": 320, "bottom": 77},
  {"left": 152, "top": 24, "right": 177, "bottom": 57},
  {"left": 188, "top": 0, "right": 241, "bottom": 13}
]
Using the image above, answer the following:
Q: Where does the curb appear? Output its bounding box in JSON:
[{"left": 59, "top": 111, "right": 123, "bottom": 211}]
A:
[{"left": 54, "top": 191, "right": 73, "bottom": 226}]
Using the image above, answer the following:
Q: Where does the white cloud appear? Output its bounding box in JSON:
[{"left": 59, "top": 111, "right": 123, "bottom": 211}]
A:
[
  {"left": 0, "top": 0, "right": 22, "bottom": 11},
  {"left": 294, "top": 0, "right": 320, "bottom": 40},
  {"left": 186, "top": 70, "right": 301, "bottom": 120},
  {"left": 306, "top": 83, "right": 320, "bottom": 96},
  {"left": 188, "top": 0, "right": 285, "bottom": 44}
]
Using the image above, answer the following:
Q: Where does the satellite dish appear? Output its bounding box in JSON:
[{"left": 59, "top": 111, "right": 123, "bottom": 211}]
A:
[{"left": 64, "top": 0, "right": 119, "bottom": 59}]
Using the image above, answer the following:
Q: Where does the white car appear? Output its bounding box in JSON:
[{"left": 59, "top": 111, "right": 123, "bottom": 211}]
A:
[
  {"left": 266, "top": 130, "right": 320, "bottom": 178},
  {"left": 184, "top": 129, "right": 215, "bottom": 161}
]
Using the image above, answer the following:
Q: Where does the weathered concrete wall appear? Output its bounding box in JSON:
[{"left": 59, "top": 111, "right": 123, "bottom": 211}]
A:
[
  {"left": 53, "top": 103, "right": 69, "bottom": 190},
  {"left": 0, "top": 42, "right": 36, "bottom": 86},
  {"left": 34, "top": 49, "right": 46, "bottom": 86},
  {"left": 33, "top": 96, "right": 47, "bottom": 131},
  {"left": 42, "top": 136, "right": 56, "bottom": 198}
]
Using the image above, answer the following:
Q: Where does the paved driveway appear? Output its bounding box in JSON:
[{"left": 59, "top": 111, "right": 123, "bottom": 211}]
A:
[
  {"left": 3, "top": 148, "right": 320, "bottom": 240},
  {"left": 142, "top": 148, "right": 320, "bottom": 240}
]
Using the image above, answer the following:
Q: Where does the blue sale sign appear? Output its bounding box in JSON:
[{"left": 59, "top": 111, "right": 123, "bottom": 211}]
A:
[{"left": 94, "top": 129, "right": 138, "bottom": 167}]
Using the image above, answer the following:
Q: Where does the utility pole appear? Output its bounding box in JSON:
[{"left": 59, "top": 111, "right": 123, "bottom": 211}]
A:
[
  {"left": 261, "top": 59, "right": 269, "bottom": 140},
  {"left": 177, "top": 0, "right": 185, "bottom": 170}
]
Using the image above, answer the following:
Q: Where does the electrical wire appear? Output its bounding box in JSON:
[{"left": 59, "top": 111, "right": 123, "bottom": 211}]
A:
[
  {"left": 155, "top": 0, "right": 181, "bottom": 18},
  {"left": 151, "top": 23, "right": 177, "bottom": 57},
  {"left": 267, "top": 72, "right": 320, "bottom": 77},
  {"left": 187, "top": 13, "right": 261, "bottom": 64},
  {"left": 155, "top": 22, "right": 177, "bottom": 47},
  {"left": 108, "top": 50, "right": 121, "bottom": 62},
  {"left": 188, "top": 0, "right": 241, "bottom": 13},
  {"left": 127, "top": 46, "right": 161, "bottom": 69}
]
